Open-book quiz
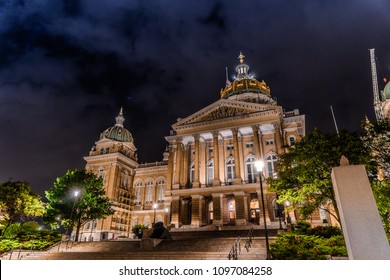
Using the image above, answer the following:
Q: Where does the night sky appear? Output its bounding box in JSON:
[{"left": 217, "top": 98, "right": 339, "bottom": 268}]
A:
[{"left": 1, "top": 0, "right": 389, "bottom": 195}]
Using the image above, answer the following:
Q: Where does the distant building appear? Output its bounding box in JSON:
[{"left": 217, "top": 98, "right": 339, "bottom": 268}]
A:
[
  {"left": 76, "top": 53, "right": 309, "bottom": 241},
  {"left": 381, "top": 80, "right": 390, "bottom": 118}
]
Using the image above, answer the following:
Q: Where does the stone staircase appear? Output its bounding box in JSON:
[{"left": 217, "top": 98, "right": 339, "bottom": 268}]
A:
[{"left": 1, "top": 228, "right": 277, "bottom": 260}]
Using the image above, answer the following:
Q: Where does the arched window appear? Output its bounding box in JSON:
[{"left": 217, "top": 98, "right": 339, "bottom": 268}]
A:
[
  {"left": 134, "top": 181, "right": 143, "bottom": 204},
  {"left": 189, "top": 162, "right": 195, "bottom": 184},
  {"left": 245, "top": 156, "right": 256, "bottom": 183},
  {"left": 273, "top": 199, "right": 284, "bottom": 219},
  {"left": 266, "top": 154, "right": 278, "bottom": 177},
  {"left": 206, "top": 160, "right": 214, "bottom": 186},
  {"left": 157, "top": 179, "right": 165, "bottom": 202},
  {"left": 145, "top": 181, "right": 154, "bottom": 203},
  {"left": 225, "top": 157, "right": 235, "bottom": 185}
]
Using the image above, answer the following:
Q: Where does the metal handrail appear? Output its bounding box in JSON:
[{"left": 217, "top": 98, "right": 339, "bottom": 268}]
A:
[
  {"left": 245, "top": 227, "right": 254, "bottom": 252},
  {"left": 228, "top": 236, "right": 241, "bottom": 260}
]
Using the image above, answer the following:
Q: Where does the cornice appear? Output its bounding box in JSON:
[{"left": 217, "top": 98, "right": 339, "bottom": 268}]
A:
[
  {"left": 169, "top": 183, "right": 272, "bottom": 196},
  {"left": 84, "top": 152, "right": 138, "bottom": 168}
]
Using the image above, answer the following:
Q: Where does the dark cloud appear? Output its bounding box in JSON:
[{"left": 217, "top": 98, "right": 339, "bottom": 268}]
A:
[{"left": 1, "top": 0, "right": 390, "bottom": 194}]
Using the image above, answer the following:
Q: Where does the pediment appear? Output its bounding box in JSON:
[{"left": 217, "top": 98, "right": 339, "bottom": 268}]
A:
[{"left": 174, "top": 99, "right": 277, "bottom": 128}]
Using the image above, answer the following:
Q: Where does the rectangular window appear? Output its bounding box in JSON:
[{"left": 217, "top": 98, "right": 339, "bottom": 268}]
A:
[
  {"left": 246, "top": 142, "right": 254, "bottom": 148},
  {"left": 265, "top": 140, "right": 274, "bottom": 146},
  {"left": 226, "top": 144, "right": 234, "bottom": 151}
]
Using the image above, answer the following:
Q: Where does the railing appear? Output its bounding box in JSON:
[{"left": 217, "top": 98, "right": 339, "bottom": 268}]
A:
[
  {"left": 244, "top": 227, "right": 254, "bottom": 252},
  {"left": 228, "top": 236, "right": 241, "bottom": 260}
]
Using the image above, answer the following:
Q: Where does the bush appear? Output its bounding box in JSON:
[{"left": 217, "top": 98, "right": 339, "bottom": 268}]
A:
[
  {"left": 131, "top": 224, "right": 149, "bottom": 235},
  {"left": 270, "top": 220, "right": 347, "bottom": 259},
  {"left": 0, "top": 239, "right": 20, "bottom": 254},
  {"left": 0, "top": 222, "right": 61, "bottom": 254},
  {"left": 270, "top": 233, "right": 347, "bottom": 260}
]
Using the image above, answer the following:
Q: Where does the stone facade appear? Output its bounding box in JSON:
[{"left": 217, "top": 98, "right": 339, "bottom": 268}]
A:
[{"left": 75, "top": 54, "right": 309, "bottom": 241}]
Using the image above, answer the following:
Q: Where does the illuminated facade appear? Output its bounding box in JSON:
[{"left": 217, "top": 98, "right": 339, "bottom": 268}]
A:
[{"left": 76, "top": 53, "right": 308, "bottom": 241}]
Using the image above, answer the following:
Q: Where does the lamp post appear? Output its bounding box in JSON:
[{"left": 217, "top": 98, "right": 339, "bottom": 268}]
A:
[
  {"left": 254, "top": 160, "right": 271, "bottom": 260},
  {"left": 68, "top": 190, "right": 80, "bottom": 239},
  {"left": 153, "top": 203, "right": 158, "bottom": 226}
]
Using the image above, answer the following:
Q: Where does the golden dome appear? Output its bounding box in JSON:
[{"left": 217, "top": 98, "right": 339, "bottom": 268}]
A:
[{"left": 220, "top": 52, "right": 271, "bottom": 99}]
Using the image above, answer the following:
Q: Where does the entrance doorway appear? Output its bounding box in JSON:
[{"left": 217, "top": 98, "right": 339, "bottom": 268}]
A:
[
  {"left": 227, "top": 199, "right": 236, "bottom": 225},
  {"left": 250, "top": 199, "right": 260, "bottom": 224}
]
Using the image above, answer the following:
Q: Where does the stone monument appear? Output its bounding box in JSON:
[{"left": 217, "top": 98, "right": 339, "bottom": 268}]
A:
[{"left": 331, "top": 157, "right": 390, "bottom": 259}]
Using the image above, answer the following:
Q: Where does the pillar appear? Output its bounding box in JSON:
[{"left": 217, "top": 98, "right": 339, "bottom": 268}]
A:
[
  {"left": 191, "top": 195, "right": 203, "bottom": 227},
  {"left": 212, "top": 193, "right": 223, "bottom": 226},
  {"left": 173, "top": 139, "right": 182, "bottom": 189},
  {"left": 232, "top": 128, "right": 242, "bottom": 185},
  {"left": 181, "top": 144, "right": 189, "bottom": 187},
  {"left": 257, "top": 190, "right": 271, "bottom": 223},
  {"left": 166, "top": 144, "right": 174, "bottom": 191},
  {"left": 234, "top": 192, "right": 247, "bottom": 226},
  {"left": 252, "top": 126, "right": 261, "bottom": 158},
  {"left": 273, "top": 122, "right": 282, "bottom": 154},
  {"left": 193, "top": 135, "right": 200, "bottom": 187},
  {"left": 171, "top": 196, "right": 181, "bottom": 228},
  {"left": 212, "top": 132, "right": 221, "bottom": 186}
]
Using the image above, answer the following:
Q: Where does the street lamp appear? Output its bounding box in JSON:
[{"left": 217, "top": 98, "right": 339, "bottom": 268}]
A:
[
  {"left": 153, "top": 203, "right": 158, "bottom": 225},
  {"left": 254, "top": 160, "right": 271, "bottom": 260},
  {"left": 68, "top": 190, "right": 80, "bottom": 238}
]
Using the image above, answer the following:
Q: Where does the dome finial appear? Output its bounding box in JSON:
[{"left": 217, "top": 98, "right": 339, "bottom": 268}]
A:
[
  {"left": 238, "top": 52, "right": 245, "bottom": 64},
  {"left": 115, "top": 107, "right": 125, "bottom": 127}
]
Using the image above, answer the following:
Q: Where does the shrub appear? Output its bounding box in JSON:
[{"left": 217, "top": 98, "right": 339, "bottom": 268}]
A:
[
  {"left": 131, "top": 224, "right": 149, "bottom": 235},
  {"left": 270, "top": 233, "right": 347, "bottom": 260},
  {"left": 270, "top": 220, "right": 347, "bottom": 259}
]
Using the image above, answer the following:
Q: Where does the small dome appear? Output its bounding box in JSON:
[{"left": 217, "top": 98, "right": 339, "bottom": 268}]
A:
[
  {"left": 384, "top": 81, "right": 390, "bottom": 99},
  {"left": 100, "top": 108, "right": 134, "bottom": 143}
]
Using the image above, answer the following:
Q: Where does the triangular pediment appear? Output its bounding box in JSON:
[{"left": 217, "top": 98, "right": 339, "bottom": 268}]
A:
[{"left": 173, "top": 99, "right": 278, "bottom": 128}]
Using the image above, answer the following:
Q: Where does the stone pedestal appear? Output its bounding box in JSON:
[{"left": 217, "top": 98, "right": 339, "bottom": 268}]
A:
[{"left": 331, "top": 164, "right": 390, "bottom": 260}]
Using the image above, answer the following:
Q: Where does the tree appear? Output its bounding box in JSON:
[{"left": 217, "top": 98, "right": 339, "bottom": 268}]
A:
[
  {"left": 362, "top": 118, "right": 390, "bottom": 178},
  {"left": 362, "top": 118, "right": 390, "bottom": 234},
  {"left": 267, "top": 129, "right": 373, "bottom": 224},
  {"left": 371, "top": 179, "right": 390, "bottom": 235},
  {"left": 44, "top": 169, "right": 114, "bottom": 241},
  {"left": 0, "top": 181, "right": 45, "bottom": 237}
]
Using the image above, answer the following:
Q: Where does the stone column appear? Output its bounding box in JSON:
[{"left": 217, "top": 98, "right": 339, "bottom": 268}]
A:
[
  {"left": 273, "top": 122, "right": 282, "bottom": 154},
  {"left": 108, "top": 163, "right": 120, "bottom": 201},
  {"left": 234, "top": 192, "right": 247, "bottom": 226},
  {"left": 257, "top": 190, "right": 271, "bottom": 223},
  {"left": 191, "top": 195, "right": 203, "bottom": 227},
  {"left": 193, "top": 135, "right": 200, "bottom": 187},
  {"left": 252, "top": 126, "right": 261, "bottom": 158},
  {"left": 173, "top": 139, "right": 182, "bottom": 188},
  {"left": 232, "top": 128, "right": 242, "bottom": 185},
  {"left": 258, "top": 130, "right": 265, "bottom": 160},
  {"left": 170, "top": 197, "right": 181, "bottom": 228},
  {"left": 166, "top": 144, "right": 174, "bottom": 191},
  {"left": 212, "top": 193, "right": 223, "bottom": 226},
  {"left": 212, "top": 132, "right": 221, "bottom": 186},
  {"left": 181, "top": 144, "right": 189, "bottom": 187}
]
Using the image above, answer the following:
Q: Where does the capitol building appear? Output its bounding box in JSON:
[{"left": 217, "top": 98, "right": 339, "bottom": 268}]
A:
[{"left": 74, "top": 53, "right": 309, "bottom": 241}]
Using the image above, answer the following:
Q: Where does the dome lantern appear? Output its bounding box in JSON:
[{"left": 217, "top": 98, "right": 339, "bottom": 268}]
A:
[{"left": 220, "top": 52, "right": 272, "bottom": 102}]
